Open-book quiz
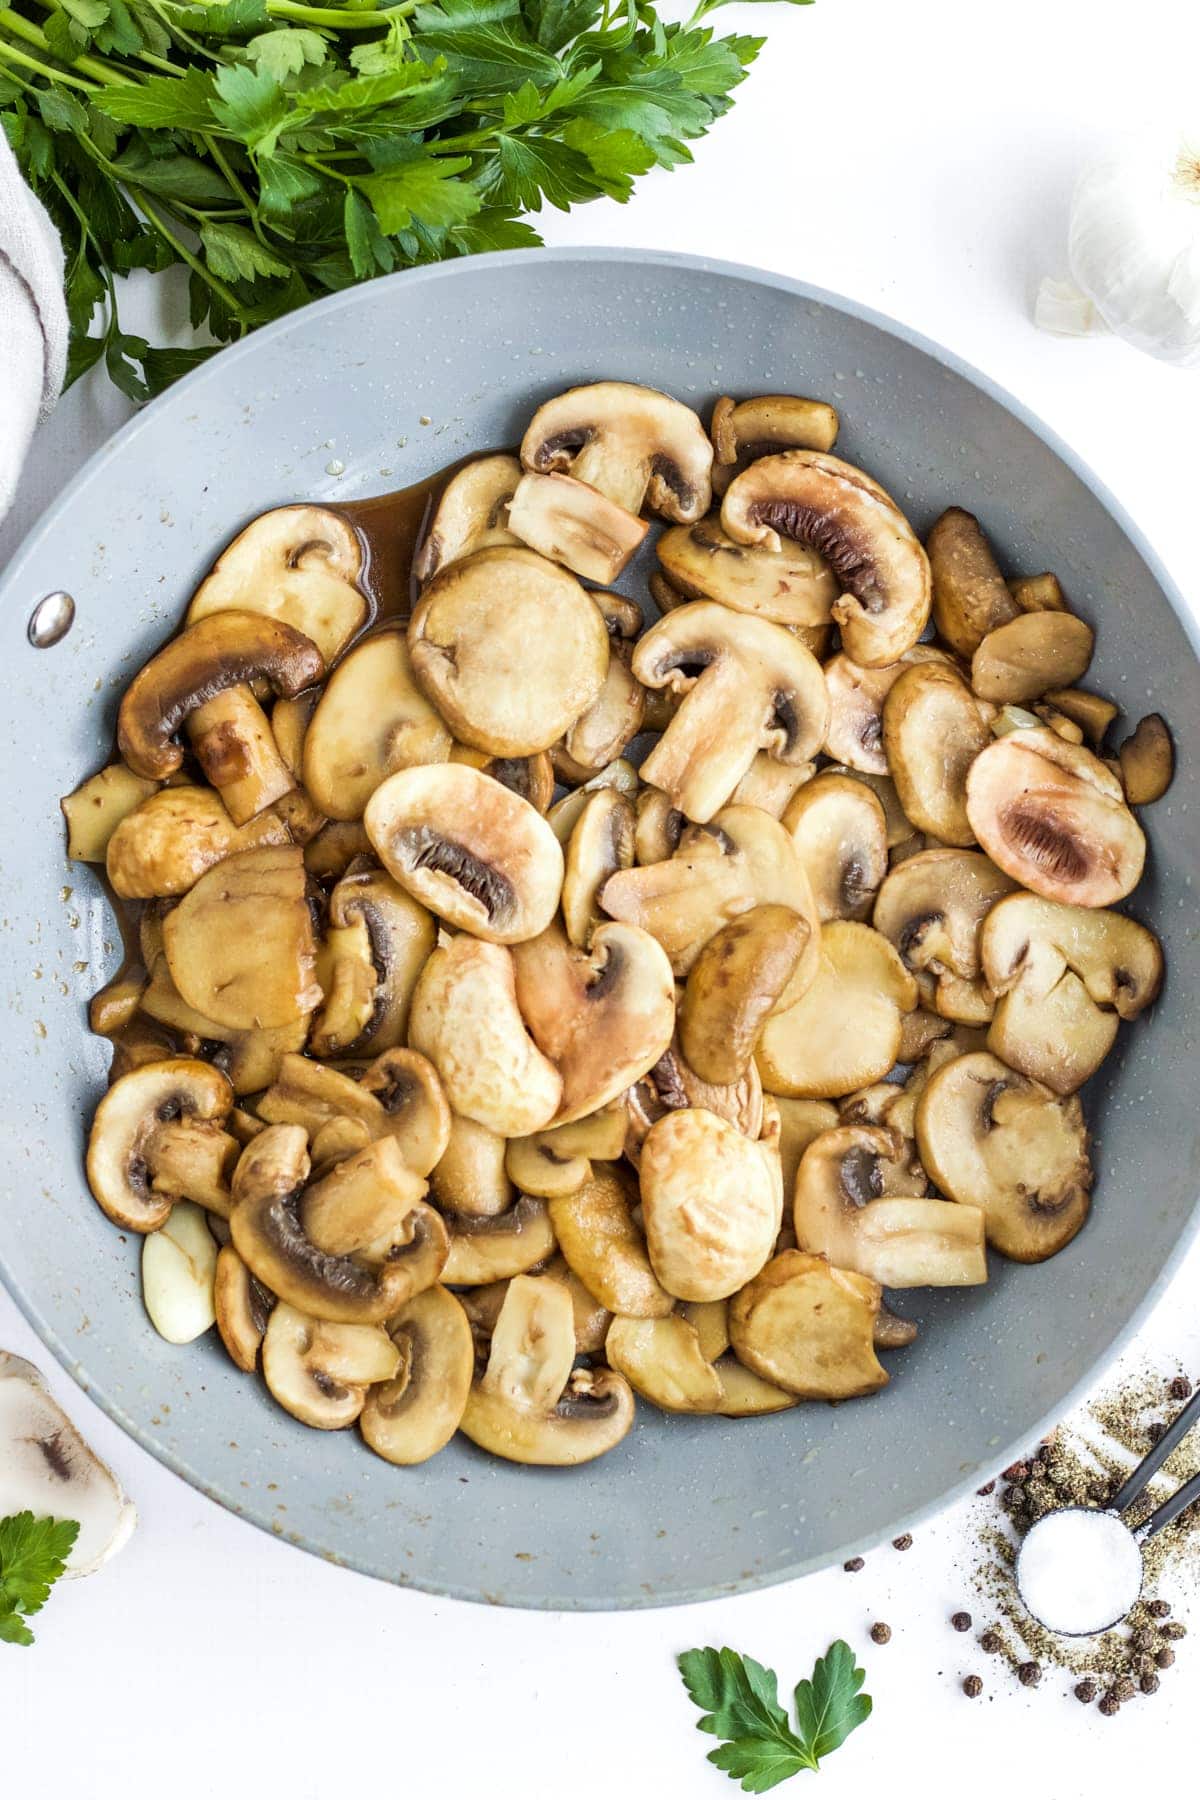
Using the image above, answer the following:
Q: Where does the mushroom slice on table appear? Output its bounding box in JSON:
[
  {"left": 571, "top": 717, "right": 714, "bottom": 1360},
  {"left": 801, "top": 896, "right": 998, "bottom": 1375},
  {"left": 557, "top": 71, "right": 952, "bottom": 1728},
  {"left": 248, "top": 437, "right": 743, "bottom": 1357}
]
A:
[
  {"left": 0, "top": 1353, "right": 136, "bottom": 1575},
  {"left": 440, "top": 1194, "right": 557, "bottom": 1284},
  {"left": 728, "top": 1251, "right": 887, "bottom": 1400},
  {"left": 185, "top": 505, "right": 366, "bottom": 665},
  {"left": 882, "top": 662, "right": 993, "bottom": 846},
  {"left": 624, "top": 1034, "right": 764, "bottom": 1163},
  {"left": 506, "top": 471, "right": 650, "bottom": 585},
  {"left": 505, "top": 1103, "right": 627, "bottom": 1201},
  {"left": 792, "top": 1125, "right": 987, "bottom": 1288},
  {"left": 449, "top": 744, "right": 556, "bottom": 814},
  {"left": 915, "top": 1051, "right": 1092, "bottom": 1261},
  {"left": 655, "top": 513, "right": 837, "bottom": 626},
  {"left": 459, "top": 1274, "right": 635, "bottom": 1466},
  {"left": 162, "top": 843, "right": 321, "bottom": 1031},
  {"left": 214, "top": 1245, "right": 275, "bottom": 1372},
  {"left": 511, "top": 919, "right": 676, "bottom": 1125},
  {"left": 86, "top": 1059, "right": 238, "bottom": 1230},
  {"left": 548, "top": 1163, "right": 673, "bottom": 1317},
  {"left": 926, "top": 507, "right": 1021, "bottom": 657},
  {"left": 721, "top": 451, "right": 931, "bottom": 666},
  {"left": 710, "top": 393, "right": 840, "bottom": 494},
  {"left": 561, "top": 788, "right": 636, "bottom": 947},
  {"left": 413, "top": 454, "right": 523, "bottom": 585},
  {"left": 359, "top": 1285, "right": 474, "bottom": 1465},
  {"left": 971, "top": 611, "right": 1095, "bottom": 704},
  {"left": 364, "top": 762, "right": 564, "bottom": 944},
  {"left": 520, "top": 380, "right": 713, "bottom": 523},
  {"left": 639, "top": 1107, "right": 783, "bottom": 1303},
  {"left": 873, "top": 848, "right": 1017, "bottom": 1024},
  {"left": 61, "top": 763, "right": 158, "bottom": 862},
  {"left": 782, "top": 772, "right": 889, "bottom": 921},
  {"left": 823, "top": 646, "right": 952, "bottom": 776},
  {"left": 756, "top": 921, "right": 918, "bottom": 1099},
  {"left": 632, "top": 601, "right": 828, "bottom": 822},
  {"left": 430, "top": 1115, "right": 513, "bottom": 1219},
  {"left": 409, "top": 547, "right": 609, "bottom": 756},
  {"left": 1118, "top": 713, "right": 1174, "bottom": 805},
  {"left": 303, "top": 625, "right": 452, "bottom": 821},
  {"left": 106, "top": 786, "right": 288, "bottom": 899},
  {"left": 980, "top": 892, "right": 1163, "bottom": 1093},
  {"left": 262, "top": 1302, "right": 399, "bottom": 1430},
  {"left": 141, "top": 1201, "right": 219, "bottom": 1343},
  {"left": 965, "top": 726, "right": 1145, "bottom": 906},
  {"left": 679, "top": 902, "right": 813, "bottom": 1083},
  {"left": 309, "top": 866, "right": 435, "bottom": 1059},
  {"left": 409, "top": 935, "right": 562, "bottom": 1137}
]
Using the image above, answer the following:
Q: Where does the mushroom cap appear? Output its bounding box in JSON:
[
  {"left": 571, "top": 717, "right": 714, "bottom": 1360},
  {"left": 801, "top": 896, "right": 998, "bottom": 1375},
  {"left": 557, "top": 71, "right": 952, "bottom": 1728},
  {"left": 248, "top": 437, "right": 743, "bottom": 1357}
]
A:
[
  {"left": 162, "top": 843, "right": 321, "bottom": 1030},
  {"left": 303, "top": 625, "right": 452, "bottom": 821},
  {"left": 561, "top": 788, "right": 636, "bottom": 947},
  {"left": 679, "top": 902, "right": 813, "bottom": 1084},
  {"left": 262, "top": 1302, "right": 399, "bottom": 1429},
  {"left": 915, "top": 1051, "right": 1092, "bottom": 1261},
  {"left": 639, "top": 1107, "right": 783, "bottom": 1302},
  {"left": 440, "top": 1193, "right": 558, "bottom": 1284},
  {"left": 756, "top": 920, "right": 918, "bottom": 1099},
  {"left": 86, "top": 1058, "right": 234, "bottom": 1232},
  {"left": 656, "top": 514, "right": 837, "bottom": 626},
  {"left": 185, "top": 505, "right": 366, "bottom": 665},
  {"left": 925, "top": 507, "right": 1021, "bottom": 657},
  {"left": 964, "top": 727, "right": 1146, "bottom": 906},
  {"left": 882, "top": 662, "right": 993, "bottom": 845},
  {"left": 413, "top": 454, "right": 522, "bottom": 586},
  {"left": 520, "top": 380, "right": 713, "bottom": 522},
  {"left": 721, "top": 450, "right": 931, "bottom": 666},
  {"left": 971, "top": 610, "right": 1094, "bottom": 704},
  {"left": 728, "top": 1250, "right": 887, "bottom": 1399},
  {"left": 873, "top": 848, "right": 1018, "bottom": 1018},
  {"left": 409, "top": 546, "right": 610, "bottom": 757},
  {"left": 548, "top": 1163, "right": 673, "bottom": 1318},
  {"left": 823, "top": 646, "right": 952, "bottom": 776},
  {"left": 105, "top": 785, "right": 288, "bottom": 899},
  {"left": 359, "top": 1285, "right": 474, "bottom": 1465},
  {"left": 783, "top": 772, "right": 889, "bottom": 922},
  {"left": 118, "top": 611, "right": 324, "bottom": 781},
  {"left": 512, "top": 918, "right": 676, "bottom": 1125}
]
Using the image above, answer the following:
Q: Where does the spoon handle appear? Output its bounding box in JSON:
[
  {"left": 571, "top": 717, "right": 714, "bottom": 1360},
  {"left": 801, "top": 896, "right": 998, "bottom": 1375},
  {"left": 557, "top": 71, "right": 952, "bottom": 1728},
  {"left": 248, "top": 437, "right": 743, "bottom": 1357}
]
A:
[
  {"left": 1112, "top": 1382, "right": 1200, "bottom": 1516},
  {"left": 1136, "top": 1469, "right": 1200, "bottom": 1543}
]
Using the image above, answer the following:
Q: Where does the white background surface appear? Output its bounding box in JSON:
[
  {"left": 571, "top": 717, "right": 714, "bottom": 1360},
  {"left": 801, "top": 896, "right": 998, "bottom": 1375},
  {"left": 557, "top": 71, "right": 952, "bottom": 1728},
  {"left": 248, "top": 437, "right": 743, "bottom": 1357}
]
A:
[{"left": 4, "top": 0, "right": 1200, "bottom": 1790}]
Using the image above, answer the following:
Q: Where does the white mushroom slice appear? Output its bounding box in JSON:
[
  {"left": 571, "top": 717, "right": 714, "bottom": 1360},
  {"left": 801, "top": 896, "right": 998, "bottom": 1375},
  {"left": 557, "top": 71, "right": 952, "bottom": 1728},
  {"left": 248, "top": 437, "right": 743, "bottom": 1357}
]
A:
[
  {"left": 0, "top": 1353, "right": 136, "bottom": 1576},
  {"left": 303, "top": 819, "right": 373, "bottom": 881},
  {"left": 728, "top": 1251, "right": 887, "bottom": 1399},
  {"left": 546, "top": 758, "right": 639, "bottom": 844},
  {"left": 970, "top": 610, "right": 1094, "bottom": 704},
  {"left": 721, "top": 451, "right": 931, "bottom": 666},
  {"left": 106, "top": 786, "right": 288, "bottom": 899},
  {"left": 89, "top": 973, "right": 146, "bottom": 1039},
  {"left": 773, "top": 1096, "right": 841, "bottom": 1197},
  {"left": 634, "top": 788, "right": 686, "bottom": 865},
  {"left": 214, "top": 1245, "right": 274, "bottom": 1371},
  {"left": 300, "top": 1137, "right": 432, "bottom": 1262},
  {"left": 309, "top": 866, "right": 434, "bottom": 1059},
  {"left": 520, "top": 380, "right": 713, "bottom": 522},
  {"left": 505, "top": 1104, "right": 627, "bottom": 1200},
  {"left": 409, "top": 935, "right": 561, "bottom": 1136},
  {"left": 980, "top": 892, "right": 1163, "bottom": 1093},
  {"left": 163, "top": 844, "right": 320, "bottom": 1031},
  {"left": 409, "top": 547, "right": 609, "bottom": 756},
  {"left": 460, "top": 1274, "right": 635, "bottom": 1466},
  {"left": 61, "top": 764, "right": 158, "bottom": 862},
  {"left": 825, "top": 764, "right": 914, "bottom": 848},
  {"left": 431, "top": 1114, "right": 514, "bottom": 1219},
  {"left": 823, "top": 647, "right": 952, "bottom": 775},
  {"left": 440, "top": 1195, "right": 557, "bottom": 1285},
  {"left": 303, "top": 626, "right": 451, "bottom": 822},
  {"left": 512, "top": 919, "right": 676, "bottom": 1124},
  {"left": 728, "top": 755, "right": 816, "bottom": 818},
  {"left": 413, "top": 454, "right": 523, "bottom": 585},
  {"left": 549, "top": 1164, "right": 673, "bottom": 1317},
  {"left": 882, "top": 662, "right": 993, "bottom": 846},
  {"left": 679, "top": 903, "right": 813, "bottom": 1083},
  {"left": 555, "top": 642, "right": 645, "bottom": 780},
  {"left": 656, "top": 513, "right": 837, "bottom": 625},
  {"left": 633, "top": 601, "right": 828, "bottom": 822},
  {"left": 506, "top": 471, "right": 649, "bottom": 585},
  {"left": 1119, "top": 713, "right": 1174, "bottom": 805},
  {"left": 783, "top": 773, "right": 889, "bottom": 922},
  {"left": 561, "top": 788, "right": 635, "bottom": 947},
  {"left": 271, "top": 689, "right": 318, "bottom": 781},
  {"left": 873, "top": 848, "right": 1017, "bottom": 1023},
  {"left": 710, "top": 393, "right": 840, "bottom": 495},
  {"left": 262, "top": 1303, "right": 399, "bottom": 1429},
  {"left": 359, "top": 1285, "right": 474, "bottom": 1465},
  {"left": 364, "top": 762, "right": 564, "bottom": 944},
  {"left": 965, "top": 726, "right": 1146, "bottom": 906},
  {"left": 624, "top": 1034, "right": 764, "bottom": 1165},
  {"left": 792, "top": 1125, "right": 987, "bottom": 1288},
  {"left": 449, "top": 744, "right": 556, "bottom": 814},
  {"left": 915, "top": 1051, "right": 1092, "bottom": 1261},
  {"left": 141, "top": 1201, "right": 219, "bottom": 1343},
  {"left": 757, "top": 921, "right": 918, "bottom": 1099},
  {"left": 186, "top": 505, "right": 365, "bottom": 664},
  {"left": 605, "top": 1314, "right": 724, "bottom": 1413},
  {"left": 86, "top": 1059, "right": 238, "bottom": 1231},
  {"left": 926, "top": 507, "right": 1021, "bottom": 657},
  {"left": 639, "top": 1108, "right": 782, "bottom": 1302}
]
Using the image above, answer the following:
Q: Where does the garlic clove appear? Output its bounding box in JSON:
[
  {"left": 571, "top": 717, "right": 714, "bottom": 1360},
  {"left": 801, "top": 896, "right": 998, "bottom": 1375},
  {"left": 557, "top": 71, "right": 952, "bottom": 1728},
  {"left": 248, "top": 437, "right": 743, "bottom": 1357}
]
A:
[
  {"left": 1034, "top": 277, "right": 1102, "bottom": 338},
  {"left": 142, "top": 1201, "right": 218, "bottom": 1344}
]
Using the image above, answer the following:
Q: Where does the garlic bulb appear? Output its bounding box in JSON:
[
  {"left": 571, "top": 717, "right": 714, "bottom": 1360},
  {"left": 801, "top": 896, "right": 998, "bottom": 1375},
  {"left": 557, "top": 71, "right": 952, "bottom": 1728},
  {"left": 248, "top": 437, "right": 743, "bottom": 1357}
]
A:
[{"left": 1065, "top": 126, "right": 1200, "bottom": 366}]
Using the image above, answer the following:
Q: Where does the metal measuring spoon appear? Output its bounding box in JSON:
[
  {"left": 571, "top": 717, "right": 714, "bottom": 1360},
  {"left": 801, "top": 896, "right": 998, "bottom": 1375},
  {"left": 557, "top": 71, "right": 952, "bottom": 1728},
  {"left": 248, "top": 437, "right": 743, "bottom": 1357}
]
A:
[{"left": 1016, "top": 1381, "right": 1200, "bottom": 1636}]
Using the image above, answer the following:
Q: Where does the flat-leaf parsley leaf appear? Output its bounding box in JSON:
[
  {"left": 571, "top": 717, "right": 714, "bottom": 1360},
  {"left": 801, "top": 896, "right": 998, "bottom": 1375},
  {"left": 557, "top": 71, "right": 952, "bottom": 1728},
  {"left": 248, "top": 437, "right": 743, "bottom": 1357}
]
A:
[{"left": 677, "top": 1640, "right": 872, "bottom": 1792}]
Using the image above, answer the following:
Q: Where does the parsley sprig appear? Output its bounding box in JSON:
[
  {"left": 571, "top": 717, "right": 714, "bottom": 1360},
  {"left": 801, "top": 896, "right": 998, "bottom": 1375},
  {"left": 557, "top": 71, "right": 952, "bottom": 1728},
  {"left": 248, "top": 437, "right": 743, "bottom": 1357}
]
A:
[
  {"left": 0, "top": 1512, "right": 81, "bottom": 1647},
  {"left": 678, "top": 1640, "right": 872, "bottom": 1791},
  {"left": 0, "top": 0, "right": 812, "bottom": 400}
]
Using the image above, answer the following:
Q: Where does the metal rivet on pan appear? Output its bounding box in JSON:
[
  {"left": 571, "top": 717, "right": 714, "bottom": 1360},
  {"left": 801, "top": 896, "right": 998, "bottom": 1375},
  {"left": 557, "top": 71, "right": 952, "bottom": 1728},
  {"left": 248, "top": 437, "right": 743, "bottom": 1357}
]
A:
[{"left": 28, "top": 590, "right": 76, "bottom": 647}]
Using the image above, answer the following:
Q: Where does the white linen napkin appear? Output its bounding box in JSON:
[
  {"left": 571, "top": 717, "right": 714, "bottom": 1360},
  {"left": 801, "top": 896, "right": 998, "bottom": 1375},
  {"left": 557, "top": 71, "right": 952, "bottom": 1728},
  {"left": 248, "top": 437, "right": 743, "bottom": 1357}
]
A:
[{"left": 0, "top": 131, "right": 67, "bottom": 523}]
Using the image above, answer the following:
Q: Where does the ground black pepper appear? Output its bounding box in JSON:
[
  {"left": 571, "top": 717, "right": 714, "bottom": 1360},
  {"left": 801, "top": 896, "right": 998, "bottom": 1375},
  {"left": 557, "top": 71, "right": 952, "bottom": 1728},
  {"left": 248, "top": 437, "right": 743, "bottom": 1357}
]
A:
[
  {"left": 962, "top": 1675, "right": 982, "bottom": 1697},
  {"left": 951, "top": 1611, "right": 972, "bottom": 1632},
  {"left": 870, "top": 1622, "right": 892, "bottom": 1644}
]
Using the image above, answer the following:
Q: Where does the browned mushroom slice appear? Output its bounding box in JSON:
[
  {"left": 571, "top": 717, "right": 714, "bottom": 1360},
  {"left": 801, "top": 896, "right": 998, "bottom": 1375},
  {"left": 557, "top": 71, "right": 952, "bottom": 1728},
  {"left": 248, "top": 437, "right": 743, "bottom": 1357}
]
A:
[
  {"left": 449, "top": 744, "right": 556, "bottom": 814},
  {"left": 1118, "top": 714, "right": 1173, "bottom": 804},
  {"left": 106, "top": 786, "right": 288, "bottom": 899},
  {"left": 162, "top": 843, "right": 320, "bottom": 1031},
  {"left": 359, "top": 1285, "right": 474, "bottom": 1465},
  {"left": 88, "top": 972, "right": 147, "bottom": 1039},
  {"left": 546, "top": 758, "right": 639, "bottom": 844},
  {"left": 185, "top": 505, "right": 366, "bottom": 664},
  {"left": 965, "top": 726, "right": 1145, "bottom": 906},
  {"left": 883, "top": 662, "right": 993, "bottom": 846},
  {"left": 728, "top": 1251, "right": 887, "bottom": 1399},
  {"left": 640, "top": 1107, "right": 783, "bottom": 1302},
  {"left": 926, "top": 507, "right": 1020, "bottom": 656},
  {"left": 722, "top": 451, "right": 931, "bottom": 666},
  {"left": 213, "top": 1245, "right": 274, "bottom": 1372},
  {"left": 413, "top": 454, "right": 523, "bottom": 585},
  {"left": 561, "top": 789, "right": 636, "bottom": 948},
  {"left": 62, "top": 764, "right": 159, "bottom": 862},
  {"left": 728, "top": 755, "right": 816, "bottom": 818},
  {"left": 430, "top": 1115, "right": 513, "bottom": 1220},
  {"left": 605, "top": 1313, "right": 724, "bottom": 1413},
  {"left": 548, "top": 1164, "right": 673, "bottom": 1317},
  {"left": 506, "top": 471, "right": 649, "bottom": 585},
  {"left": 915, "top": 1051, "right": 1092, "bottom": 1261},
  {"left": 555, "top": 643, "right": 646, "bottom": 782},
  {"left": 971, "top": 611, "right": 1094, "bottom": 703},
  {"left": 302, "top": 625, "right": 451, "bottom": 822},
  {"left": 1044, "top": 687, "right": 1118, "bottom": 749},
  {"left": 303, "top": 819, "right": 373, "bottom": 881},
  {"left": 624, "top": 1034, "right": 764, "bottom": 1163},
  {"left": 825, "top": 764, "right": 915, "bottom": 849},
  {"left": 257, "top": 1049, "right": 449, "bottom": 1177},
  {"left": 633, "top": 788, "right": 687, "bottom": 866},
  {"left": 521, "top": 380, "right": 713, "bottom": 521},
  {"left": 873, "top": 848, "right": 1017, "bottom": 1023},
  {"left": 309, "top": 866, "right": 434, "bottom": 1059},
  {"left": 86, "top": 1059, "right": 238, "bottom": 1231},
  {"left": 656, "top": 513, "right": 837, "bottom": 626},
  {"left": 757, "top": 921, "right": 918, "bottom": 1099},
  {"left": 505, "top": 1104, "right": 626, "bottom": 1201},
  {"left": 262, "top": 1303, "right": 399, "bottom": 1430},
  {"left": 186, "top": 683, "right": 298, "bottom": 826},
  {"left": 710, "top": 393, "right": 840, "bottom": 496},
  {"left": 1009, "top": 572, "right": 1067, "bottom": 613},
  {"left": 440, "top": 1195, "right": 557, "bottom": 1285},
  {"left": 823, "top": 647, "right": 952, "bottom": 775},
  {"left": 299, "top": 1136, "right": 433, "bottom": 1263},
  {"left": 782, "top": 773, "right": 889, "bottom": 922},
  {"left": 679, "top": 903, "right": 812, "bottom": 1083}
]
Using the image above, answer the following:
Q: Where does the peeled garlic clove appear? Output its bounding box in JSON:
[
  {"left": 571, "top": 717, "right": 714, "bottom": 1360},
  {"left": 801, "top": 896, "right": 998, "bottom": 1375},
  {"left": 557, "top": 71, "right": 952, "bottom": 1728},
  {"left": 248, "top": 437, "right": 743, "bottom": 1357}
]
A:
[
  {"left": 142, "top": 1201, "right": 218, "bottom": 1344},
  {"left": 1034, "top": 277, "right": 1102, "bottom": 338},
  {"left": 0, "top": 1352, "right": 136, "bottom": 1575}
]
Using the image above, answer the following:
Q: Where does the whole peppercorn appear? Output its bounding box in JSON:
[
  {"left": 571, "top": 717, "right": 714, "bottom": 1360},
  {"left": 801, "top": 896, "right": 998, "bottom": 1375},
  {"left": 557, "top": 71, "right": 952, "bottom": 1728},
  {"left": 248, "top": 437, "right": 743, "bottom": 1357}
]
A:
[
  {"left": 1005, "top": 1486, "right": 1027, "bottom": 1510},
  {"left": 1161, "top": 1621, "right": 1186, "bottom": 1640},
  {"left": 1135, "top": 1654, "right": 1157, "bottom": 1678},
  {"left": 870, "top": 1623, "right": 892, "bottom": 1645},
  {"left": 1156, "top": 1646, "right": 1175, "bottom": 1670},
  {"left": 1098, "top": 1693, "right": 1121, "bottom": 1717},
  {"left": 1147, "top": 1599, "right": 1171, "bottom": 1619},
  {"left": 1132, "top": 1628, "right": 1155, "bottom": 1653},
  {"left": 1074, "top": 1679, "right": 1097, "bottom": 1704},
  {"left": 1140, "top": 1673, "right": 1160, "bottom": 1696},
  {"left": 962, "top": 1675, "right": 983, "bottom": 1698},
  {"left": 842, "top": 1557, "right": 865, "bottom": 1572},
  {"left": 1112, "top": 1676, "right": 1136, "bottom": 1703},
  {"left": 976, "top": 1480, "right": 996, "bottom": 1496},
  {"left": 892, "top": 1534, "right": 913, "bottom": 1551},
  {"left": 980, "top": 1629, "right": 1003, "bottom": 1655},
  {"left": 1169, "top": 1374, "right": 1192, "bottom": 1400},
  {"left": 1017, "top": 1661, "right": 1042, "bottom": 1687},
  {"left": 1147, "top": 1421, "right": 1167, "bottom": 1445},
  {"left": 951, "top": 1611, "right": 972, "bottom": 1633}
]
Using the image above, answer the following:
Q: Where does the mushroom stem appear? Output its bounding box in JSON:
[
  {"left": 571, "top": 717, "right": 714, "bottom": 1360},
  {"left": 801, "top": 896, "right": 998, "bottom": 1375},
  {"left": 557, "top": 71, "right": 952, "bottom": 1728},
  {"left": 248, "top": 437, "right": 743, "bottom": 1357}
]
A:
[
  {"left": 147, "top": 1118, "right": 241, "bottom": 1219},
  {"left": 187, "top": 685, "right": 296, "bottom": 826}
]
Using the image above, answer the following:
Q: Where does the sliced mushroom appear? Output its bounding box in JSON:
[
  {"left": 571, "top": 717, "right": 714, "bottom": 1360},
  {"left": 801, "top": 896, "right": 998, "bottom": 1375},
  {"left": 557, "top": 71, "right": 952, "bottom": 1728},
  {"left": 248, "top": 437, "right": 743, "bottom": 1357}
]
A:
[
  {"left": 162, "top": 843, "right": 320, "bottom": 1031},
  {"left": 364, "top": 762, "right": 564, "bottom": 944},
  {"left": 86, "top": 1059, "right": 238, "bottom": 1231},
  {"left": 773, "top": 1097, "right": 841, "bottom": 1197},
  {"left": 409, "top": 547, "right": 609, "bottom": 756},
  {"left": 981, "top": 892, "right": 1163, "bottom": 1093},
  {"left": 449, "top": 744, "right": 556, "bottom": 814},
  {"left": 408, "top": 934, "right": 562, "bottom": 1136},
  {"left": 728, "top": 755, "right": 816, "bottom": 818},
  {"left": 506, "top": 471, "right": 650, "bottom": 585},
  {"left": 728, "top": 1251, "right": 887, "bottom": 1399},
  {"left": 106, "top": 786, "right": 288, "bottom": 899},
  {"left": 262, "top": 1302, "right": 399, "bottom": 1430},
  {"left": 1009, "top": 571, "right": 1067, "bottom": 613},
  {"left": 722, "top": 451, "right": 931, "bottom": 666},
  {"left": 185, "top": 682, "right": 298, "bottom": 826},
  {"left": 873, "top": 849, "right": 1017, "bottom": 1023},
  {"left": 413, "top": 454, "right": 523, "bottom": 585},
  {"left": 440, "top": 1194, "right": 557, "bottom": 1284},
  {"left": 679, "top": 903, "right": 812, "bottom": 1083},
  {"left": 656, "top": 513, "right": 837, "bottom": 626},
  {"left": 823, "top": 647, "right": 952, "bottom": 776},
  {"left": 757, "top": 921, "right": 918, "bottom": 1099},
  {"left": 548, "top": 1163, "right": 673, "bottom": 1317},
  {"left": 141, "top": 1201, "right": 219, "bottom": 1344},
  {"left": 459, "top": 1274, "right": 635, "bottom": 1466},
  {"left": 1118, "top": 714, "right": 1173, "bottom": 805},
  {"left": 303, "top": 819, "right": 373, "bottom": 881},
  {"left": 262, "top": 1049, "right": 450, "bottom": 1175},
  {"left": 874, "top": 1305, "right": 919, "bottom": 1350},
  {"left": 783, "top": 773, "right": 889, "bottom": 921},
  {"left": 897, "top": 1008, "right": 954, "bottom": 1062},
  {"left": 555, "top": 642, "right": 645, "bottom": 781},
  {"left": 89, "top": 972, "right": 147, "bottom": 1038},
  {"left": 883, "top": 662, "right": 993, "bottom": 845},
  {"left": 358, "top": 1284, "right": 474, "bottom": 1464},
  {"left": 505, "top": 1104, "right": 627, "bottom": 1200},
  {"left": 62, "top": 764, "right": 158, "bottom": 862},
  {"left": 639, "top": 1108, "right": 782, "bottom": 1302},
  {"left": 430, "top": 1114, "right": 513, "bottom": 1219},
  {"left": 605, "top": 1313, "right": 724, "bottom": 1413},
  {"left": 300, "top": 1132, "right": 432, "bottom": 1258},
  {"left": 634, "top": 788, "right": 686, "bottom": 866},
  {"left": 186, "top": 505, "right": 366, "bottom": 665},
  {"left": 965, "top": 726, "right": 1145, "bottom": 906},
  {"left": 1044, "top": 687, "right": 1118, "bottom": 749},
  {"left": 971, "top": 611, "right": 1094, "bottom": 703},
  {"left": 213, "top": 1245, "right": 274, "bottom": 1372},
  {"left": 915, "top": 1051, "right": 1092, "bottom": 1261},
  {"left": 926, "top": 507, "right": 1020, "bottom": 656},
  {"left": 562, "top": 788, "right": 636, "bottom": 946},
  {"left": 710, "top": 393, "right": 840, "bottom": 495},
  {"left": 825, "top": 765, "right": 914, "bottom": 849},
  {"left": 792, "top": 1124, "right": 987, "bottom": 1287},
  {"left": 137, "top": 950, "right": 310, "bottom": 1094},
  {"left": 521, "top": 380, "right": 712, "bottom": 522},
  {"left": 546, "top": 758, "right": 640, "bottom": 844},
  {"left": 303, "top": 626, "right": 451, "bottom": 822},
  {"left": 309, "top": 866, "right": 434, "bottom": 1059},
  {"left": 633, "top": 601, "right": 828, "bottom": 822}
]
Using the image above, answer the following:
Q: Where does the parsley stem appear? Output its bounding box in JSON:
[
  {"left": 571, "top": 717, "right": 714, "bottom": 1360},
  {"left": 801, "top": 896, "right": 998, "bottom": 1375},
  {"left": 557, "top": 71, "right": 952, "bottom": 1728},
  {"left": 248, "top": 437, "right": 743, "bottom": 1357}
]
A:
[
  {"left": 262, "top": 1, "right": 419, "bottom": 26},
  {"left": 0, "top": 8, "right": 137, "bottom": 85},
  {"left": 134, "top": 195, "right": 244, "bottom": 312},
  {"left": 25, "top": 0, "right": 179, "bottom": 75},
  {"left": 202, "top": 134, "right": 269, "bottom": 239},
  {"left": 0, "top": 33, "right": 99, "bottom": 92}
]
